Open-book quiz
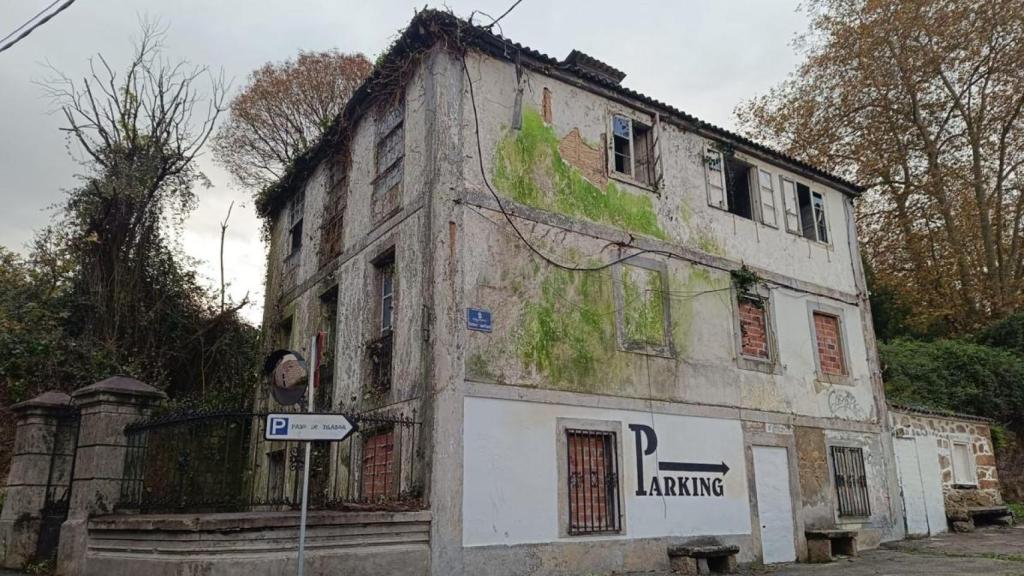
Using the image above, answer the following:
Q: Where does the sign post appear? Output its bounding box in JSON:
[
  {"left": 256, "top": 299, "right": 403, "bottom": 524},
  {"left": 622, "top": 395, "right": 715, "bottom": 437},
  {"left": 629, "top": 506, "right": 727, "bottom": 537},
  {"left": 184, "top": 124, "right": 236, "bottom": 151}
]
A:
[{"left": 263, "top": 333, "right": 356, "bottom": 576}]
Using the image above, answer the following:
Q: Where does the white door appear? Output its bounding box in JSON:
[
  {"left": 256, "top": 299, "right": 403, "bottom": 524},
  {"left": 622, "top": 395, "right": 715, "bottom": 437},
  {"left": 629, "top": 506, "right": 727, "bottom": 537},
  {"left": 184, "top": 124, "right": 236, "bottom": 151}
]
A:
[
  {"left": 915, "top": 437, "right": 947, "bottom": 534},
  {"left": 753, "top": 446, "right": 797, "bottom": 564},
  {"left": 895, "top": 437, "right": 929, "bottom": 536}
]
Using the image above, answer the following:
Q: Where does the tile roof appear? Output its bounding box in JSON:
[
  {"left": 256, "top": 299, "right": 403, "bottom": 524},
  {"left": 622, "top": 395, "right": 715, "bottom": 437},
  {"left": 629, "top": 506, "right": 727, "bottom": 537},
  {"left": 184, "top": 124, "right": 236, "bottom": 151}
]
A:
[{"left": 258, "top": 9, "right": 864, "bottom": 218}]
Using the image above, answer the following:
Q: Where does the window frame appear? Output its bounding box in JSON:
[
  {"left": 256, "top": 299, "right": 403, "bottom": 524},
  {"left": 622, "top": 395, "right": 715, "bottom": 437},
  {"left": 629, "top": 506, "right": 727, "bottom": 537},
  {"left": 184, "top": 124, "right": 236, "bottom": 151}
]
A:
[
  {"left": 829, "top": 445, "right": 871, "bottom": 519},
  {"left": 555, "top": 418, "right": 625, "bottom": 537},
  {"left": 705, "top": 146, "right": 728, "bottom": 210},
  {"left": 807, "top": 302, "right": 852, "bottom": 385},
  {"left": 733, "top": 287, "right": 780, "bottom": 374},
  {"left": 951, "top": 441, "right": 977, "bottom": 487},
  {"left": 758, "top": 168, "right": 778, "bottom": 228},
  {"left": 286, "top": 190, "right": 305, "bottom": 259},
  {"left": 607, "top": 111, "right": 658, "bottom": 190},
  {"left": 612, "top": 258, "right": 674, "bottom": 358}
]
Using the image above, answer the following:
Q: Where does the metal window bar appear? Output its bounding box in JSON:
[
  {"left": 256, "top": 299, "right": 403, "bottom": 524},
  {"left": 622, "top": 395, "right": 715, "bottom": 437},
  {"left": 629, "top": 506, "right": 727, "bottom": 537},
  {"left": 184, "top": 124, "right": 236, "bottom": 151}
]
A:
[
  {"left": 368, "top": 332, "right": 394, "bottom": 390},
  {"left": 119, "top": 410, "right": 421, "bottom": 514},
  {"left": 566, "top": 429, "right": 621, "bottom": 535},
  {"left": 831, "top": 446, "right": 870, "bottom": 518}
]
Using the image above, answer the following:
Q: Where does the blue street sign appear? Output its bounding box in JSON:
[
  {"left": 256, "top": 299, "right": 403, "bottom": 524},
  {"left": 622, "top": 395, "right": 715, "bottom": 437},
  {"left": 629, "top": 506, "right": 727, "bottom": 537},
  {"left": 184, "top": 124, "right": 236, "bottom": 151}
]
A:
[{"left": 467, "top": 308, "right": 493, "bottom": 332}]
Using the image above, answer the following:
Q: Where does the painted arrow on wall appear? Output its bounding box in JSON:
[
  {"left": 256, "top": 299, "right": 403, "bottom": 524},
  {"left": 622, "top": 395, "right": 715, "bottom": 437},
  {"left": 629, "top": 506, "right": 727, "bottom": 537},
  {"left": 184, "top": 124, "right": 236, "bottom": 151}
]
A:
[{"left": 657, "top": 461, "right": 730, "bottom": 475}]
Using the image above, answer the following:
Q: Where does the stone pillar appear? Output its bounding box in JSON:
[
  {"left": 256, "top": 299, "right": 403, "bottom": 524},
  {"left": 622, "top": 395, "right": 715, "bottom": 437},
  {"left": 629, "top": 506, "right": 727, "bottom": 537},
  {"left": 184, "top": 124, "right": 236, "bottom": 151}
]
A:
[
  {"left": 57, "top": 376, "right": 165, "bottom": 576},
  {"left": 0, "top": 391, "right": 75, "bottom": 569}
]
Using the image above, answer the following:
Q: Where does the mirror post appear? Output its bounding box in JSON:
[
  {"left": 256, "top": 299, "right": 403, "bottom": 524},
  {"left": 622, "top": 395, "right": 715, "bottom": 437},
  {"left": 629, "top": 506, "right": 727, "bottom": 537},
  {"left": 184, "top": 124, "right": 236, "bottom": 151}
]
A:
[{"left": 296, "top": 333, "right": 316, "bottom": 576}]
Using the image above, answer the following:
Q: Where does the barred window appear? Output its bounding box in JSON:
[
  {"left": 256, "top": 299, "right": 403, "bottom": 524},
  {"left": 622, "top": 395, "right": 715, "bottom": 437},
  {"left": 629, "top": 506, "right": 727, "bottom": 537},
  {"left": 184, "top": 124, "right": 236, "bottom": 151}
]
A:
[
  {"left": 566, "top": 429, "right": 622, "bottom": 535},
  {"left": 831, "top": 446, "right": 870, "bottom": 517},
  {"left": 361, "top": 430, "right": 395, "bottom": 501}
]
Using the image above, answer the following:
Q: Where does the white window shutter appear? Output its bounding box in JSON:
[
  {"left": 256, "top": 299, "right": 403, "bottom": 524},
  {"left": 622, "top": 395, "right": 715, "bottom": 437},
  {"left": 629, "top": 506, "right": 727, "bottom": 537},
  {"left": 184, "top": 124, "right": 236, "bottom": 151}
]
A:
[
  {"left": 781, "top": 177, "right": 801, "bottom": 233},
  {"left": 759, "top": 169, "right": 778, "bottom": 227},
  {"left": 705, "top": 148, "right": 727, "bottom": 209}
]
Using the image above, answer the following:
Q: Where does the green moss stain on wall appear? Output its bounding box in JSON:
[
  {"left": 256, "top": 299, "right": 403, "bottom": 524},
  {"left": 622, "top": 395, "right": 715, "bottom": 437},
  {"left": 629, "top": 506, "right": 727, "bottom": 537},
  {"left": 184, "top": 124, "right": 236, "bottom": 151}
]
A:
[
  {"left": 621, "top": 265, "right": 666, "bottom": 346},
  {"left": 517, "top": 266, "right": 620, "bottom": 389},
  {"left": 679, "top": 201, "right": 725, "bottom": 256},
  {"left": 494, "top": 108, "right": 666, "bottom": 239},
  {"left": 668, "top": 265, "right": 730, "bottom": 356}
]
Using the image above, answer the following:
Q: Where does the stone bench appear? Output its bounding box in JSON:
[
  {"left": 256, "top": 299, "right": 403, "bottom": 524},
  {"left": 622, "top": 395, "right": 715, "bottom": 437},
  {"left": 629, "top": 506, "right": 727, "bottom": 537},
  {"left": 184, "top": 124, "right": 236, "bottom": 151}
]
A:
[
  {"left": 951, "top": 506, "right": 1015, "bottom": 531},
  {"left": 805, "top": 529, "right": 857, "bottom": 563},
  {"left": 667, "top": 544, "right": 739, "bottom": 574}
]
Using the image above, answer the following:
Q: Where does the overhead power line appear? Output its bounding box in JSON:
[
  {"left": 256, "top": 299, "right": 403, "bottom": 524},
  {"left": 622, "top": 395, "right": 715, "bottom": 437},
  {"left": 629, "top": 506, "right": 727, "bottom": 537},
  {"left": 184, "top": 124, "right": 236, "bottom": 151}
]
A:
[
  {"left": 0, "top": 0, "right": 78, "bottom": 55},
  {"left": 0, "top": 0, "right": 60, "bottom": 46}
]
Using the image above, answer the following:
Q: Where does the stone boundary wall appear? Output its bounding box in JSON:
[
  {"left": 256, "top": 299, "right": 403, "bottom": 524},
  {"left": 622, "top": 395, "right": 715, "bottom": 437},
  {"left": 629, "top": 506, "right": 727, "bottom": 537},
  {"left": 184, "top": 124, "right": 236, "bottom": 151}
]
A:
[{"left": 78, "top": 510, "right": 430, "bottom": 576}]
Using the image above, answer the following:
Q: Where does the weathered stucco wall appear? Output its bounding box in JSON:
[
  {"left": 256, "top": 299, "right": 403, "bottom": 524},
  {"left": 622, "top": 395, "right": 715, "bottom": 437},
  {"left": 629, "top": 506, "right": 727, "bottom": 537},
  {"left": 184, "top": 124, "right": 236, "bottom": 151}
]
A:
[
  {"left": 460, "top": 203, "right": 876, "bottom": 424},
  {"left": 459, "top": 51, "right": 860, "bottom": 295}
]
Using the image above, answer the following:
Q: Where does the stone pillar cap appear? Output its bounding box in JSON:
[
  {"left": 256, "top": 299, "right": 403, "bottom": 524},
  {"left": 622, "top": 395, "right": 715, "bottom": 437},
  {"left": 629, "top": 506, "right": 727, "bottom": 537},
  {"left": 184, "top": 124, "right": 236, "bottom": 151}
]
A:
[
  {"left": 72, "top": 375, "right": 167, "bottom": 401},
  {"left": 11, "top": 390, "right": 73, "bottom": 412}
]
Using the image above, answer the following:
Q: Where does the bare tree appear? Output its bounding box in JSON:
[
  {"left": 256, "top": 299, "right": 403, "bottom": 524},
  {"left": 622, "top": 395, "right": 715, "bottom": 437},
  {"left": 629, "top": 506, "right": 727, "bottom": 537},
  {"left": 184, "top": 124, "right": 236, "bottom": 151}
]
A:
[{"left": 213, "top": 50, "right": 373, "bottom": 191}]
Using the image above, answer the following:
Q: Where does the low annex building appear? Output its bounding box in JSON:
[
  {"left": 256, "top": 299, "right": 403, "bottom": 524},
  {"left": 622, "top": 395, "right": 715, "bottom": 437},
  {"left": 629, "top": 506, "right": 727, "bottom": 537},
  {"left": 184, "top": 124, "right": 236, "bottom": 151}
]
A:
[
  {"left": 889, "top": 404, "right": 1010, "bottom": 535},
  {"left": 256, "top": 10, "right": 906, "bottom": 575}
]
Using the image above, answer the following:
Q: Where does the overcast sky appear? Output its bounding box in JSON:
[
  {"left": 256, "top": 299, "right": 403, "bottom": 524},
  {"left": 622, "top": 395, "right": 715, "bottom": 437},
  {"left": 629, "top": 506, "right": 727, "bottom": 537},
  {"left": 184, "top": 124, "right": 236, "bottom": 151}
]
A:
[{"left": 0, "top": 0, "right": 808, "bottom": 324}]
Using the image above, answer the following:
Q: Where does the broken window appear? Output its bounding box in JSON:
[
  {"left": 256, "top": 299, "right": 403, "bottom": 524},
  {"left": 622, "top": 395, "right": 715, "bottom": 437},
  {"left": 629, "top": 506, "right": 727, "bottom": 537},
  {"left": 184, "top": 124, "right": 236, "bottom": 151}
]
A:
[
  {"left": 367, "top": 252, "right": 395, "bottom": 391},
  {"left": 611, "top": 114, "right": 655, "bottom": 186},
  {"left": 724, "top": 156, "right": 754, "bottom": 220},
  {"left": 705, "top": 148, "right": 756, "bottom": 221},
  {"left": 319, "top": 157, "right": 348, "bottom": 267},
  {"left": 831, "top": 446, "right": 870, "bottom": 518},
  {"left": 287, "top": 190, "right": 305, "bottom": 258},
  {"left": 780, "top": 177, "right": 801, "bottom": 233},
  {"left": 758, "top": 169, "right": 778, "bottom": 227},
  {"left": 566, "top": 429, "right": 622, "bottom": 535},
  {"left": 373, "top": 101, "right": 404, "bottom": 221},
  {"left": 780, "top": 177, "right": 830, "bottom": 242},
  {"left": 812, "top": 192, "right": 828, "bottom": 243},
  {"left": 361, "top": 429, "right": 396, "bottom": 501},
  {"left": 705, "top": 148, "right": 727, "bottom": 209}
]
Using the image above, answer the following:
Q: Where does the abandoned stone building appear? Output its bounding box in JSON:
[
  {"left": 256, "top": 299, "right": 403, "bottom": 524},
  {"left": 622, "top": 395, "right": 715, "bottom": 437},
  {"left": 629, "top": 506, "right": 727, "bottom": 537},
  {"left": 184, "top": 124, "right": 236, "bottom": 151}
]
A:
[
  {"left": 256, "top": 10, "right": 903, "bottom": 574},
  {"left": 6, "top": 9, "right": 1014, "bottom": 576}
]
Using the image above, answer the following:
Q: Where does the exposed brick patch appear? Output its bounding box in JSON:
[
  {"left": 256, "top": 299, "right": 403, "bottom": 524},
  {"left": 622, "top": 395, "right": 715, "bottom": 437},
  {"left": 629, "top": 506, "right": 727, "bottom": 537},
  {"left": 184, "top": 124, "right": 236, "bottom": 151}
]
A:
[
  {"left": 813, "top": 312, "right": 845, "bottom": 375},
  {"left": 738, "top": 298, "right": 770, "bottom": 359},
  {"left": 558, "top": 128, "right": 608, "bottom": 188}
]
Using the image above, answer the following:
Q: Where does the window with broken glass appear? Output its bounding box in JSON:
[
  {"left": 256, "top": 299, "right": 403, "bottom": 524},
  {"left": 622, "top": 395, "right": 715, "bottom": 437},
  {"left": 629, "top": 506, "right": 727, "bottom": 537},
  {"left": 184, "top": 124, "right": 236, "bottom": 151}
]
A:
[
  {"left": 611, "top": 114, "right": 655, "bottom": 186},
  {"left": 373, "top": 101, "right": 404, "bottom": 219},
  {"left": 367, "top": 253, "right": 395, "bottom": 391},
  {"left": 286, "top": 190, "right": 305, "bottom": 259}
]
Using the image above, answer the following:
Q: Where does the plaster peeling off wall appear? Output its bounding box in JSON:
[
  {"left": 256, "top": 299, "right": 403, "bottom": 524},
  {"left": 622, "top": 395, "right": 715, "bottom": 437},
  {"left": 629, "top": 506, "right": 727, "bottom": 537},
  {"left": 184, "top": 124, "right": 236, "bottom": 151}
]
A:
[{"left": 493, "top": 106, "right": 666, "bottom": 239}]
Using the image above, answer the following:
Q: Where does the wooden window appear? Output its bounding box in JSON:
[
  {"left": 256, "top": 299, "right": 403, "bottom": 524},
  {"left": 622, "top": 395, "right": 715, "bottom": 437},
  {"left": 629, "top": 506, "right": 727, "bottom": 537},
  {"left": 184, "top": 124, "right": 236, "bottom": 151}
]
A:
[
  {"left": 952, "top": 442, "right": 976, "bottom": 486},
  {"left": 287, "top": 190, "right": 305, "bottom": 258},
  {"left": 611, "top": 114, "right": 655, "bottom": 186},
  {"left": 831, "top": 446, "right": 870, "bottom": 517},
  {"left": 361, "top": 430, "right": 395, "bottom": 501},
  {"left": 706, "top": 148, "right": 727, "bottom": 209},
  {"left": 758, "top": 169, "right": 778, "bottom": 227},
  {"left": 813, "top": 312, "right": 846, "bottom": 376},
  {"left": 566, "top": 429, "right": 622, "bottom": 535},
  {"left": 780, "top": 176, "right": 801, "bottom": 233}
]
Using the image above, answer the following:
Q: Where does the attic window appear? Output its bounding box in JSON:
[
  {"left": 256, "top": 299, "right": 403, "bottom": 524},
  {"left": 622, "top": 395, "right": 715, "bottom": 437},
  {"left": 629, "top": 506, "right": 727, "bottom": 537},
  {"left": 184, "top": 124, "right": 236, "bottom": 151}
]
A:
[{"left": 611, "top": 115, "right": 654, "bottom": 186}]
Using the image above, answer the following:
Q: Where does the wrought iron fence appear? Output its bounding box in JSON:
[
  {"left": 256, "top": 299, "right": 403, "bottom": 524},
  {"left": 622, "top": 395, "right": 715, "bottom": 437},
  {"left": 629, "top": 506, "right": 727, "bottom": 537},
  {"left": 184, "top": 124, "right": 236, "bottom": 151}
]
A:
[{"left": 119, "top": 409, "right": 421, "bottom": 513}]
